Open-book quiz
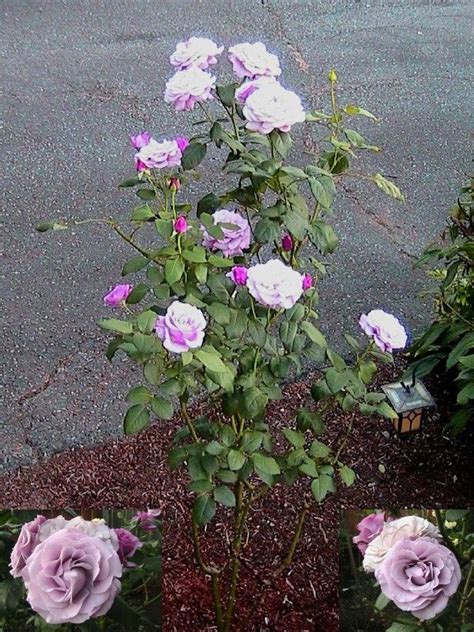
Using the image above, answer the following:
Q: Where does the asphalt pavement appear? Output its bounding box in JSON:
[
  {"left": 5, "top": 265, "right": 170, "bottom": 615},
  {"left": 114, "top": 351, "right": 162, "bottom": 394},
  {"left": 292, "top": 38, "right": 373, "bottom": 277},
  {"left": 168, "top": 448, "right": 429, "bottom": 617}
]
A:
[{"left": 1, "top": 0, "right": 472, "bottom": 470}]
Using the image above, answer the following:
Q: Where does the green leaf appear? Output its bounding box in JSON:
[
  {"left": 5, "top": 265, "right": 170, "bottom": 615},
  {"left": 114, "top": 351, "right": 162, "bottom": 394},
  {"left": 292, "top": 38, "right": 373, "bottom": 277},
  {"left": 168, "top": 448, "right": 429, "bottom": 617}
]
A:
[
  {"left": 216, "top": 83, "right": 237, "bottom": 107},
  {"left": 122, "top": 255, "right": 149, "bottom": 276},
  {"left": 377, "top": 401, "right": 399, "bottom": 419},
  {"left": 228, "top": 449, "right": 246, "bottom": 471},
  {"left": 137, "top": 310, "right": 158, "bottom": 334},
  {"left": 251, "top": 453, "right": 280, "bottom": 475},
  {"left": 192, "top": 495, "right": 216, "bottom": 525},
  {"left": 254, "top": 217, "right": 280, "bottom": 243},
  {"left": 213, "top": 485, "right": 236, "bottom": 507},
  {"left": 131, "top": 204, "right": 155, "bottom": 222},
  {"left": 189, "top": 479, "right": 214, "bottom": 493},
  {"left": 98, "top": 318, "right": 133, "bottom": 335},
  {"left": 447, "top": 333, "right": 474, "bottom": 369},
  {"left": 373, "top": 173, "right": 404, "bottom": 201},
  {"left": 310, "top": 221, "right": 338, "bottom": 254},
  {"left": 242, "top": 387, "right": 268, "bottom": 419},
  {"left": 197, "top": 192, "right": 221, "bottom": 217},
  {"left": 339, "top": 465, "right": 356, "bottom": 486},
  {"left": 300, "top": 321, "right": 327, "bottom": 347},
  {"left": 182, "top": 142, "right": 207, "bottom": 171},
  {"left": 310, "top": 440, "right": 331, "bottom": 459},
  {"left": 119, "top": 177, "right": 142, "bottom": 188},
  {"left": 127, "top": 385, "right": 152, "bottom": 404},
  {"left": 207, "top": 302, "right": 231, "bottom": 325},
  {"left": 151, "top": 396, "right": 174, "bottom": 420},
  {"left": 311, "top": 474, "right": 335, "bottom": 502},
  {"left": 359, "top": 360, "right": 377, "bottom": 384},
  {"left": 325, "top": 368, "right": 350, "bottom": 393},
  {"left": 36, "top": 220, "right": 68, "bottom": 232},
  {"left": 345, "top": 104, "right": 378, "bottom": 121},
  {"left": 309, "top": 177, "right": 331, "bottom": 209},
  {"left": 165, "top": 258, "right": 185, "bottom": 285},
  {"left": 126, "top": 283, "right": 148, "bottom": 304},
  {"left": 136, "top": 188, "right": 156, "bottom": 200},
  {"left": 205, "top": 440, "right": 225, "bottom": 456},
  {"left": 168, "top": 446, "right": 187, "bottom": 469},
  {"left": 284, "top": 209, "right": 309, "bottom": 240},
  {"left": 155, "top": 218, "right": 173, "bottom": 239},
  {"left": 374, "top": 592, "right": 391, "bottom": 611},
  {"left": 124, "top": 404, "right": 150, "bottom": 434},
  {"left": 182, "top": 246, "right": 207, "bottom": 263},
  {"left": 195, "top": 348, "right": 227, "bottom": 373},
  {"left": 282, "top": 428, "right": 305, "bottom": 449}
]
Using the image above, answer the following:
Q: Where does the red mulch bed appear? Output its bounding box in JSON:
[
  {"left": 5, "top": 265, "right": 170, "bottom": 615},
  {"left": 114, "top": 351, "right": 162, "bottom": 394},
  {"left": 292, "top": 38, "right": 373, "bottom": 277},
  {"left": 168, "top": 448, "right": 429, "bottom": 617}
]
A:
[{"left": 1, "top": 365, "right": 472, "bottom": 631}]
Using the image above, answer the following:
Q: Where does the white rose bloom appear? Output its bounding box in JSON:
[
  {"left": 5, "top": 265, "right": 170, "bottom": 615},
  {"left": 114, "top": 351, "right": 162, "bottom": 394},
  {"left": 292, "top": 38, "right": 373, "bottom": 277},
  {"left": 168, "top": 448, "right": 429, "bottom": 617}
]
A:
[
  {"left": 363, "top": 516, "right": 442, "bottom": 573},
  {"left": 38, "top": 516, "right": 118, "bottom": 551},
  {"left": 228, "top": 42, "right": 281, "bottom": 78},
  {"left": 246, "top": 259, "right": 304, "bottom": 309},
  {"left": 235, "top": 76, "right": 279, "bottom": 104},
  {"left": 170, "top": 37, "right": 224, "bottom": 70},
  {"left": 164, "top": 67, "right": 216, "bottom": 111},
  {"left": 243, "top": 83, "right": 305, "bottom": 134}
]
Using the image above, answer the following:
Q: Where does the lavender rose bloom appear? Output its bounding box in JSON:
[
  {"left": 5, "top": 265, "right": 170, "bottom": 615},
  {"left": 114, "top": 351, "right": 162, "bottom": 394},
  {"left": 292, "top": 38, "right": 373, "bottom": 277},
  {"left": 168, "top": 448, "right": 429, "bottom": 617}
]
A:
[
  {"left": 130, "top": 131, "right": 151, "bottom": 150},
  {"left": 164, "top": 67, "right": 216, "bottom": 111},
  {"left": 246, "top": 259, "right": 304, "bottom": 309},
  {"left": 363, "top": 515, "right": 441, "bottom": 573},
  {"left": 235, "top": 76, "right": 278, "bottom": 104},
  {"left": 353, "top": 512, "right": 391, "bottom": 555},
  {"left": 228, "top": 42, "right": 281, "bottom": 79},
  {"left": 359, "top": 309, "right": 407, "bottom": 353},
  {"left": 23, "top": 529, "right": 122, "bottom": 625},
  {"left": 104, "top": 284, "right": 133, "bottom": 307},
  {"left": 170, "top": 37, "right": 224, "bottom": 70},
  {"left": 10, "top": 515, "right": 47, "bottom": 578},
  {"left": 175, "top": 136, "right": 190, "bottom": 152},
  {"left": 201, "top": 209, "right": 251, "bottom": 257},
  {"left": 114, "top": 528, "right": 142, "bottom": 567},
  {"left": 375, "top": 537, "right": 461, "bottom": 620},
  {"left": 243, "top": 82, "right": 306, "bottom": 134},
  {"left": 155, "top": 301, "right": 206, "bottom": 354},
  {"left": 135, "top": 138, "right": 182, "bottom": 170}
]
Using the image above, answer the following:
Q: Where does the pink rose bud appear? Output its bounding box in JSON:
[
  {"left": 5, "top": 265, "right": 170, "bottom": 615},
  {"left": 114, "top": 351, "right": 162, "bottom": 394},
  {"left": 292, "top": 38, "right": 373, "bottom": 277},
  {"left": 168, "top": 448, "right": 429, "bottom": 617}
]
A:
[
  {"left": 169, "top": 176, "right": 181, "bottom": 191},
  {"left": 103, "top": 284, "right": 133, "bottom": 307},
  {"left": 282, "top": 234, "right": 293, "bottom": 251},
  {"left": 302, "top": 273, "right": 313, "bottom": 290},
  {"left": 130, "top": 131, "right": 151, "bottom": 150},
  {"left": 114, "top": 528, "right": 142, "bottom": 568},
  {"left": 174, "top": 216, "right": 188, "bottom": 233},
  {"left": 175, "top": 136, "right": 190, "bottom": 152},
  {"left": 227, "top": 266, "right": 248, "bottom": 286}
]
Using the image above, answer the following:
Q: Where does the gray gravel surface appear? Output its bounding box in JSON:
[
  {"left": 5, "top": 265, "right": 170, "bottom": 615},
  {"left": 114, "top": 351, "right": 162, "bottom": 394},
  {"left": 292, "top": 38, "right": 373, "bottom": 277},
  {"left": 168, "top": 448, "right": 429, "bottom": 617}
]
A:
[{"left": 1, "top": 0, "right": 472, "bottom": 471}]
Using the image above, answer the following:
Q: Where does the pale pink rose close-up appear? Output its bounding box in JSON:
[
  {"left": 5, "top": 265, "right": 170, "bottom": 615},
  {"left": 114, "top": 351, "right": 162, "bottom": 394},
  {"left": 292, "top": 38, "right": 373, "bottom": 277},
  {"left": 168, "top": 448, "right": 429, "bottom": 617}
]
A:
[
  {"left": 235, "top": 76, "right": 279, "bottom": 104},
  {"left": 23, "top": 528, "right": 122, "bottom": 625},
  {"left": 155, "top": 302, "right": 207, "bottom": 354},
  {"left": 228, "top": 42, "right": 281, "bottom": 78},
  {"left": 132, "top": 509, "right": 162, "bottom": 532},
  {"left": 359, "top": 309, "right": 407, "bottom": 353},
  {"left": 243, "top": 82, "right": 306, "bottom": 134},
  {"left": 170, "top": 36, "right": 224, "bottom": 70},
  {"left": 246, "top": 259, "right": 304, "bottom": 309},
  {"left": 201, "top": 209, "right": 251, "bottom": 257},
  {"left": 10, "top": 515, "right": 47, "bottom": 578},
  {"left": 134, "top": 138, "right": 182, "bottom": 170},
  {"left": 130, "top": 131, "right": 151, "bottom": 150},
  {"left": 363, "top": 515, "right": 442, "bottom": 573},
  {"left": 164, "top": 67, "right": 216, "bottom": 111}
]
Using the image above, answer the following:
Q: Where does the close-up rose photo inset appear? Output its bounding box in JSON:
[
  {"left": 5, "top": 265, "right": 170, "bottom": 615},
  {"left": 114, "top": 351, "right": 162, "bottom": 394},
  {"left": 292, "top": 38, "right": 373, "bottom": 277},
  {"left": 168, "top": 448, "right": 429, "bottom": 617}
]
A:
[
  {"left": 340, "top": 510, "right": 474, "bottom": 631},
  {"left": 1, "top": 1, "right": 473, "bottom": 630},
  {"left": 0, "top": 510, "right": 161, "bottom": 631}
]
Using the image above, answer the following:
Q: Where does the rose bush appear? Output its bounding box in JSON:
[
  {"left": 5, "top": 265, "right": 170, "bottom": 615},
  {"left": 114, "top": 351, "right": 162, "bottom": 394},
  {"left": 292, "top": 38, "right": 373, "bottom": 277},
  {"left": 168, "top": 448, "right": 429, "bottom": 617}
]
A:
[
  {"left": 1, "top": 510, "right": 162, "bottom": 630},
  {"left": 37, "top": 38, "right": 407, "bottom": 630}
]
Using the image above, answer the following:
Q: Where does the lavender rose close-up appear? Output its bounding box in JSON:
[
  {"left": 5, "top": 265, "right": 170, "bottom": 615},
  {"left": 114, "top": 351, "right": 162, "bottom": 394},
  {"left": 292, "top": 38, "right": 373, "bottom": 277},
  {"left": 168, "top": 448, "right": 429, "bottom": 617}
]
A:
[
  {"left": 375, "top": 537, "right": 462, "bottom": 620},
  {"left": 201, "top": 209, "right": 251, "bottom": 257},
  {"left": 359, "top": 309, "right": 407, "bottom": 353},
  {"left": 246, "top": 259, "right": 304, "bottom": 309},
  {"left": 22, "top": 528, "right": 122, "bottom": 625},
  {"left": 114, "top": 527, "right": 143, "bottom": 567},
  {"left": 164, "top": 66, "right": 216, "bottom": 111},
  {"left": 243, "top": 82, "right": 306, "bottom": 134},
  {"left": 104, "top": 284, "right": 133, "bottom": 307},
  {"left": 134, "top": 138, "right": 182, "bottom": 170},
  {"left": 228, "top": 42, "right": 281, "bottom": 78},
  {"left": 170, "top": 36, "right": 223, "bottom": 70},
  {"left": 155, "top": 301, "right": 207, "bottom": 354},
  {"left": 9, "top": 515, "right": 47, "bottom": 578}
]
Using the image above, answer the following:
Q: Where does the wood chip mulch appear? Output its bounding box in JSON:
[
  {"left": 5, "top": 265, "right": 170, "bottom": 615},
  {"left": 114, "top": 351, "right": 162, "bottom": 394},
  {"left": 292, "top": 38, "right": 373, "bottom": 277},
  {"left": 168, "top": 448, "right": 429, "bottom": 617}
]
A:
[{"left": 0, "top": 365, "right": 472, "bottom": 632}]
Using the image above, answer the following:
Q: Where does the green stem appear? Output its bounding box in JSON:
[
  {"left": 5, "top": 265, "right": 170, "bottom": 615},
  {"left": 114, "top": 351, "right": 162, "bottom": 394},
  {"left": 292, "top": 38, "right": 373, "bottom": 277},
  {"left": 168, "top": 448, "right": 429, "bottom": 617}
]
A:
[
  {"left": 459, "top": 560, "right": 473, "bottom": 619},
  {"left": 435, "top": 509, "right": 463, "bottom": 563},
  {"left": 197, "top": 101, "right": 214, "bottom": 125},
  {"left": 180, "top": 401, "right": 200, "bottom": 443},
  {"left": 273, "top": 503, "right": 309, "bottom": 577}
]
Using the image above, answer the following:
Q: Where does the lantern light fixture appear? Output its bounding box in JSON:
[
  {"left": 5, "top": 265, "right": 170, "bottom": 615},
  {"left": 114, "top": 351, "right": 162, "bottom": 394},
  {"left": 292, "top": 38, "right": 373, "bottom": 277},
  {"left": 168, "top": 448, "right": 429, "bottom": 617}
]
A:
[{"left": 381, "top": 371, "right": 435, "bottom": 436}]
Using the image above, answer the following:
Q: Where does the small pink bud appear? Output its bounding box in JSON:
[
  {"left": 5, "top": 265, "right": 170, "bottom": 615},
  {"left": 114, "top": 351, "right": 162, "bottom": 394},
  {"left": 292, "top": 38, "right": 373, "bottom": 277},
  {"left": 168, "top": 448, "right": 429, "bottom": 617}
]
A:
[
  {"left": 168, "top": 176, "right": 181, "bottom": 191},
  {"left": 282, "top": 235, "right": 293, "bottom": 251},
  {"left": 302, "top": 273, "right": 313, "bottom": 290},
  {"left": 227, "top": 266, "right": 248, "bottom": 286},
  {"left": 174, "top": 216, "right": 188, "bottom": 233}
]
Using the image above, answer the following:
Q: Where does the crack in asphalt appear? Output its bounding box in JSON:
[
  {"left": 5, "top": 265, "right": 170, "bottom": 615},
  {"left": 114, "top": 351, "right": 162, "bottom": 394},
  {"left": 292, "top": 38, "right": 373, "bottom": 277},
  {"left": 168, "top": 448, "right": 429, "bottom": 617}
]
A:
[{"left": 16, "top": 353, "right": 76, "bottom": 406}]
